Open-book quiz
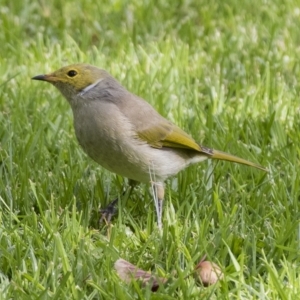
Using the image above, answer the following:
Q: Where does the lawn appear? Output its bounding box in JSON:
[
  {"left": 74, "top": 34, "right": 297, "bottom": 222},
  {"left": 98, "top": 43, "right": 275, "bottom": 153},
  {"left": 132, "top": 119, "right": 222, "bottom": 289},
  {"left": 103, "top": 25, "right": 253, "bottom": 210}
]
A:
[{"left": 0, "top": 0, "right": 299, "bottom": 299}]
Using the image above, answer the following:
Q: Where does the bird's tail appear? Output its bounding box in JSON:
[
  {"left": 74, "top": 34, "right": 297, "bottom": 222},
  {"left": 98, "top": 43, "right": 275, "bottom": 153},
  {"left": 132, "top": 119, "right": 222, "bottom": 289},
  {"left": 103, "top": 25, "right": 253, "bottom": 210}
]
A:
[{"left": 200, "top": 146, "right": 267, "bottom": 171}]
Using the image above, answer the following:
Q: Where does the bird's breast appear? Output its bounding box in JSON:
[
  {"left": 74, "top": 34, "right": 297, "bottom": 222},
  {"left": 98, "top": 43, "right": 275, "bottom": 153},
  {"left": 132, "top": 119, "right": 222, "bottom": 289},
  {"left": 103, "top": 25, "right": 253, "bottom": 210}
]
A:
[{"left": 71, "top": 101, "right": 152, "bottom": 181}]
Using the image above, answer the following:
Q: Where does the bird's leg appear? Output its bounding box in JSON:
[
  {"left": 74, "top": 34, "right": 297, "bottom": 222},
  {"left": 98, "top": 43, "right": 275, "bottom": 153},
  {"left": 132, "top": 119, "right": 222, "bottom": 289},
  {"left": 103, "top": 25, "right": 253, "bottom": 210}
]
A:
[
  {"left": 99, "top": 180, "right": 137, "bottom": 224},
  {"left": 152, "top": 182, "right": 165, "bottom": 230}
]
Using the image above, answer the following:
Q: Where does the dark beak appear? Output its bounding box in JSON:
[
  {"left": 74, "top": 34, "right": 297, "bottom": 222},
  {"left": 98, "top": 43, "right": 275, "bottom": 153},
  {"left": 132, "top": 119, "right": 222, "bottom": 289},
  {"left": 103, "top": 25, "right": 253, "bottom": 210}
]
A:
[
  {"left": 32, "top": 74, "right": 47, "bottom": 81},
  {"left": 32, "top": 73, "right": 57, "bottom": 83}
]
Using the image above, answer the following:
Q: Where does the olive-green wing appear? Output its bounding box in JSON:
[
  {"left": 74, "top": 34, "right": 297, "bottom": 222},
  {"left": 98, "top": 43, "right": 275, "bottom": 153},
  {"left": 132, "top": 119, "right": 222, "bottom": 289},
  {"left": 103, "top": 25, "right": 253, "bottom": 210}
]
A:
[{"left": 137, "top": 120, "right": 205, "bottom": 152}]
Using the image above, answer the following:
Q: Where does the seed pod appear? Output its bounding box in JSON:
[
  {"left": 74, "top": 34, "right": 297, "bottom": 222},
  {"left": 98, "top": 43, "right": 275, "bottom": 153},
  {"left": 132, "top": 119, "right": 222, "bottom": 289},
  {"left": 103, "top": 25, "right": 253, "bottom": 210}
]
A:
[{"left": 195, "top": 258, "right": 223, "bottom": 286}]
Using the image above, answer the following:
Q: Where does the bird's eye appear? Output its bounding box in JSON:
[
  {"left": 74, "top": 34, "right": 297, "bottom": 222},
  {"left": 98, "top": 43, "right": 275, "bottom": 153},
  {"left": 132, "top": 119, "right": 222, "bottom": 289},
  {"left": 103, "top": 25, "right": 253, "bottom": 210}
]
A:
[{"left": 67, "top": 70, "right": 77, "bottom": 77}]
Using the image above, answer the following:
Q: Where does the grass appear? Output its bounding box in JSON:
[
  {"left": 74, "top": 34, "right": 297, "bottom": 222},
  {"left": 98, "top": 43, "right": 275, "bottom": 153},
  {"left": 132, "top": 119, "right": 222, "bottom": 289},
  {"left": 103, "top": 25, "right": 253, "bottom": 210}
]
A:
[{"left": 1, "top": 0, "right": 300, "bottom": 298}]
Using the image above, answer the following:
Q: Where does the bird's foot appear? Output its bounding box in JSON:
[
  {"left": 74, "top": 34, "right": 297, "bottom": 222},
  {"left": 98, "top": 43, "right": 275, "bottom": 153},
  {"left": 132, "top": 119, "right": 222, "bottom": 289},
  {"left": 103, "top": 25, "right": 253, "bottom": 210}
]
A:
[
  {"left": 99, "top": 198, "right": 119, "bottom": 224},
  {"left": 99, "top": 183, "right": 136, "bottom": 225}
]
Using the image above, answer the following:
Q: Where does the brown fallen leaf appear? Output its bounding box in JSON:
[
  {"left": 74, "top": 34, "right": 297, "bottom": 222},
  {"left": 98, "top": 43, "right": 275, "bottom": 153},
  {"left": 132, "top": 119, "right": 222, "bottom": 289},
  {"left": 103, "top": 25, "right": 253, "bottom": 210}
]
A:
[
  {"left": 194, "top": 256, "right": 223, "bottom": 286},
  {"left": 114, "top": 259, "right": 167, "bottom": 292}
]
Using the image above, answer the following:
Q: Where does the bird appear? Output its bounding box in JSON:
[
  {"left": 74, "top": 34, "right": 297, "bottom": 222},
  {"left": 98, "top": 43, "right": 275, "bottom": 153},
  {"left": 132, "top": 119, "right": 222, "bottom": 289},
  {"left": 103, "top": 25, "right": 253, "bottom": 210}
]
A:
[{"left": 32, "top": 63, "right": 266, "bottom": 228}]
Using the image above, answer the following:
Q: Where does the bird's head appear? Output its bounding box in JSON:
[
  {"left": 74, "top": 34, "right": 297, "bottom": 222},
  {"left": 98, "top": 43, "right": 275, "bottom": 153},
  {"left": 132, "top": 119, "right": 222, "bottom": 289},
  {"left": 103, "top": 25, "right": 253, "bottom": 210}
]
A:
[{"left": 32, "top": 63, "right": 111, "bottom": 101}]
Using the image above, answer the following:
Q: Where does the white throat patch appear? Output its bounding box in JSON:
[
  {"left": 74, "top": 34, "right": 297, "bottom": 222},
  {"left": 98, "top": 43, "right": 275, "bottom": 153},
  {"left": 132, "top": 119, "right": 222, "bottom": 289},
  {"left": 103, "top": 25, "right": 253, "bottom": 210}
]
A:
[{"left": 79, "top": 78, "right": 103, "bottom": 96}]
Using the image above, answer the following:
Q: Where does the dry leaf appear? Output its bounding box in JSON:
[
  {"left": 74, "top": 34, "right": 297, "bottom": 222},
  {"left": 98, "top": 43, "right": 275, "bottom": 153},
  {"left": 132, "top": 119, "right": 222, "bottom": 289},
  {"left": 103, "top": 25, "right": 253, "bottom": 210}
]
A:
[{"left": 114, "top": 259, "right": 167, "bottom": 291}]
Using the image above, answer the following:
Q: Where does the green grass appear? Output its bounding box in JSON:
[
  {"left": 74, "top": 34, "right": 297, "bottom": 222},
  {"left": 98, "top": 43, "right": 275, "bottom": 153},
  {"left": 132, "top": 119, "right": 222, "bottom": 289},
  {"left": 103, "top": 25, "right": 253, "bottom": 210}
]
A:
[{"left": 1, "top": 0, "right": 300, "bottom": 298}]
